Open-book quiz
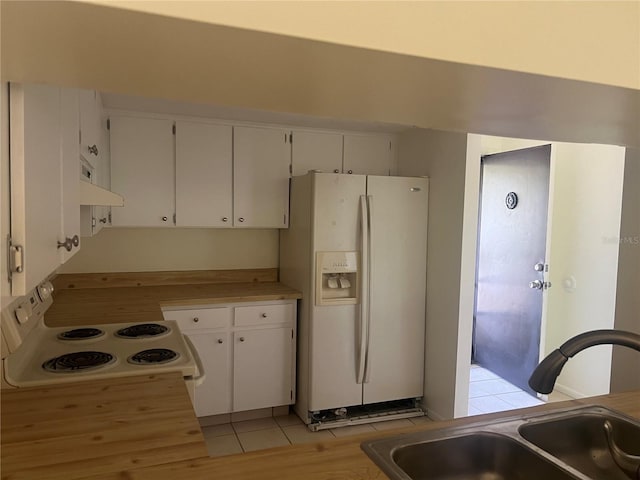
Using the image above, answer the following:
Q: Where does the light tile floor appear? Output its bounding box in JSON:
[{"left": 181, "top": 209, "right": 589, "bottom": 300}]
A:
[
  {"left": 468, "top": 364, "right": 574, "bottom": 416},
  {"left": 201, "top": 413, "right": 430, "bottom": 457}
]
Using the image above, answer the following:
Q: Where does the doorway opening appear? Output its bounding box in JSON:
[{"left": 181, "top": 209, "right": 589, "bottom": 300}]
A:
[{"left": 470, "top": 145, "right": 555, "bottom": 414}]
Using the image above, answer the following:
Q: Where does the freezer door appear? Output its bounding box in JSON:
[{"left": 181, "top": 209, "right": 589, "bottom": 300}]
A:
[
  {"left": 363, "top": 176, "right": 428, "bottom": 404},
  {"left": 312, "top": 173, "right": 366, "bottom": 252},
  {"left": 309, "top": 173, "right": 367, "bottom": 411},
  {"left": 308, "top": 304, "right": 364, "bottom": 411}
]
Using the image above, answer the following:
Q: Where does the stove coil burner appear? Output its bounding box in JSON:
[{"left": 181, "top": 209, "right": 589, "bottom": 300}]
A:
[
  {"left": 57, "top": 328, "right": 105, "bottom": 341},
  {"left": 128, "top": 348, "right": 179, "bottom": 365},
  {"left": 115, "top": 323, "right": 169, "bottom": 339},
  {"left": 42, "top": 351, "right": 115, "bottom": 373}
]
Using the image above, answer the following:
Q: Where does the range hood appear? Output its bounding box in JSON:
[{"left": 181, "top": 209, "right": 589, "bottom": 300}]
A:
[{"left": 79, "top": 181, "right": 124, "bottom": 207}]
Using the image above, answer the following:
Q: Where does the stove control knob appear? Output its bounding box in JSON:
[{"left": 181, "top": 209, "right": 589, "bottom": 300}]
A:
[
  {"left": 15, "top": 306, "right": 30, "bottom": 324},
  {"left": 37, "top": 282, "right": 54, "bottom": 302}
]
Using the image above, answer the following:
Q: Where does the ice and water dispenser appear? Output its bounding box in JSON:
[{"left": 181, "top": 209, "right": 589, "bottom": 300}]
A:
[{"left": 315, "top": 251, "right": 359, "bottom": 305}]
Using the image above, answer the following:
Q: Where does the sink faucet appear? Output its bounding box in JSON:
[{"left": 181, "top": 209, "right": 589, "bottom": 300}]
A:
[{"left": 529, "top": 329, "right": 640, "bottom": 394}]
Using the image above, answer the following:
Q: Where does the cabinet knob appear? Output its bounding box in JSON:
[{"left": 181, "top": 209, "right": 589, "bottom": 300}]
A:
[
  {"left": 239, "top": 336, "right": 245, "bottom": 342},
  {"left": 217, "top": 338, "right": 223, "bottom": 344},
  {"left": 193, "top": 317, "right": 199, "bottom": 323},
  {"left": 334, "top": 169, "right": 340, "bottom": 174},
  {"left": 347, "top": 170, "right": 353, "bottom": 174},
  {"left": 88, "top": 144, "right": 99, "bottom": 156},
  {"left": 238, "top": 217, "right": 245, "bottom": 223},
  {"left": 261, "top": 313, "right": 268, "bottom": 318},
  {"left": 222, "top": 217, "right": 228, "bottom": 222},
  {"left": 162, "top": 216, "right": 168, "bottom": 222}
]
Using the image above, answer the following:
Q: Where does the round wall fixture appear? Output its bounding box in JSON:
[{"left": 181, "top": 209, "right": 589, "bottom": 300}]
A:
[{"left": 505, "top": 192, "right": 519, "bottom": 209}]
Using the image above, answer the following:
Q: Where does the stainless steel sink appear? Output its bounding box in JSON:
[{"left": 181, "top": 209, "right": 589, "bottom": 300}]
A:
[
  {"left": 361, "top": 406, "right": 640, "bottom": 480},
  {"left": 519, "top": 410, "right": 640, "bottom": 480},
  {"left": 392, "top": 432, "right": 576, "bottom": 480}
]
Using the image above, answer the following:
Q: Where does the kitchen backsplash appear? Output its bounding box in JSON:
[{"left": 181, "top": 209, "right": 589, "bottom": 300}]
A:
[{"left": 57, "top": 228, "right": 279, "bottom": 273}]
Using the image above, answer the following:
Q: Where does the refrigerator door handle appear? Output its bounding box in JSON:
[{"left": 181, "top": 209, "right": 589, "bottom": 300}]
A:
[
  {"left": 356, "top": 194, "right": 369, "bottom": 384},
  {"left": 363, "top": 194, "right": 373, "bottom": 383}
]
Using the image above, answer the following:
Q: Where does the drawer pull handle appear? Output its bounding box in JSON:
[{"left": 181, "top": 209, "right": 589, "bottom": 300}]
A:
[
  {"left": 193, "top": 317, "right": 199, "bottom": 323},
  {"left": 261, "top": 313, "right": 268, "bottom": 318},
  {"left": 239, "top": 337, "right": 245, "bottom": 342},
  {"left": 217, "top": 339, "right": 223, "bottom": 344}
]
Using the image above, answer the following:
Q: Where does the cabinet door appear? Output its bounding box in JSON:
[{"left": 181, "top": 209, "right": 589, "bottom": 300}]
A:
[
  {"left": 233, "top": 327, "right": 293, "bottom": 411},
  {"left": 233, "top": 126, "right": 291, "bottom": 228},
  {"left": 9, "top": 83, "right": 62, "bottom": 295},
  {"left": 175, "top": 121, "right": 232, "bottom": 227},
  {"left": 110, "top": 116, "right": 175, "bottom": 227},
  {"left": 343, "top": 134, "right": 393, "bottom": 176},
  {"left": 59, "top": 88, "right": 81, "bottom": 263},
  {"left": 291, "top": 130, "right": 343, "bottom": 176},
  {"left": 186, "top": 332, "right": 232, "bottom": 417},
  {"left": 78, "top": 89, "right": 102, "bottom": 167}
]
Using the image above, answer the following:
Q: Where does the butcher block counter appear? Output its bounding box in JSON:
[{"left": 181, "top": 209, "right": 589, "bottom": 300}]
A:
[
  {"left": 45, "top": 269, "right": 302, "bottom": 327},
  {"left": 2, "top": 371, "right": 639, "bottom": 480}
]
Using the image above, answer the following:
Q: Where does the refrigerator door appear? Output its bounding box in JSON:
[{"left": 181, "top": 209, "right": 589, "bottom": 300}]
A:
[
  {"left": 363, "top": 176, "right": 428, "bottom": 404},
  {"left": 309, "top": 173, "right": 367, "bottom": 411}
]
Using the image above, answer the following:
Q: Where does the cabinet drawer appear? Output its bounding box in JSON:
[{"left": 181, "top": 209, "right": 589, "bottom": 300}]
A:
[
  {"left": 163, "top": 307, "right": 230, "bottom": 331},
  {"left": 234, "top": 303, "right": 294, "bottom": 327}
]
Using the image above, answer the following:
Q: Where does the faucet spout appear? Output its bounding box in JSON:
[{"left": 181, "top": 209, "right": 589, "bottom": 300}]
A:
[{"left": 529, "top": 329, "right": 640, "bottom": 394}]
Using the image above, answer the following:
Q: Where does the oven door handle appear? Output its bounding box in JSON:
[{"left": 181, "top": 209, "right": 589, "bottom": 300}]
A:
[{"left": 183, "top": 335, "right": 206, "bottom": 386}]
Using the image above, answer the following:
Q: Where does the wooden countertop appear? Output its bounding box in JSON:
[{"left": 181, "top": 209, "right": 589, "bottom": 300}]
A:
[
  {"left": 45, "top": 282, "right": 302, "bottom": 327},
  {"left": 2, "top": 372, "right": 638, "bottom": 480},
  {"left": 1, "top": 372, "right": 207, "bottom": 480}
]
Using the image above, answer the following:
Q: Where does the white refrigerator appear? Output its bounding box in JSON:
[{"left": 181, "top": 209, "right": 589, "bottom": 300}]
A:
[{"left": 280, "top": 172, "right": 428, "bottom": 427}]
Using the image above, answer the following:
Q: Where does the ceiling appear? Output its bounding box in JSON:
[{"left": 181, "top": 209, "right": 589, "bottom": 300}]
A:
[{"left": 2, "top": 1, "right": 639, "bottom": 147}]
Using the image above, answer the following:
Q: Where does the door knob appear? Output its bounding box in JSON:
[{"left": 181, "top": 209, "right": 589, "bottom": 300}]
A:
[
  {"left": 534, "top": 263, "right": 545, "bottom": 272},
  {"left": 529, "top": 280, "right": 544, "bottom": 290}
]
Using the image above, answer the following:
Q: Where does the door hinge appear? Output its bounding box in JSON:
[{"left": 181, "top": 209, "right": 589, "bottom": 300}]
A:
[
  {"left": 7, "top": 236, "right": 24, "bottom": 280},
  {"left": 290, "top": 390, "right": 293, "bottom": 401},
  {"left": 389, "top": 141, "right": 392, "bottom": 150},
  {"left": 173, "top": 213, "right": 176, "bottom": 224},
  {"left": 79, "top": 129, "right": 82, "bottom": 145},
  {"left": 91, "top": 217, "right": 97, "bottom": 228},
  {"left": 291, "top": 329, "right": 294, "bottom": 339},
  {"left": 172, "top": 124, "right": 176, "bottom": 135},
  {"left": 284, "top": 213, "right": 287, "bottom": 225},
  {"left": 108, "top": 211, "right": 112, "bottom": 224},
  {"left": 289, "top": 133, "right": 293, "bottom": 143},
  {"left": 106, "top": 118, "right": 110, "bottom": 130}
]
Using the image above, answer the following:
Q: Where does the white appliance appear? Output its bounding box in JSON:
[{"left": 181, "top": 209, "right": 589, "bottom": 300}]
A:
[
  {"left": 280, "top": 172, "right": 429, "bottom": 429},
  {"left": 0, "top": 281, "right": 204, "bottom": 403}
]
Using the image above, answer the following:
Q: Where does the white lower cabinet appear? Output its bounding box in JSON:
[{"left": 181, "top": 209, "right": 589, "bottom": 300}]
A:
[
  {"left": 186, "top": 332, "right": 231, "bottom": 417},
  {"left": 163, "top": 299, "right": 296, "bottom": 417},
  {"left": 233, "top": 327, "right": 293, "bottom": 412}
]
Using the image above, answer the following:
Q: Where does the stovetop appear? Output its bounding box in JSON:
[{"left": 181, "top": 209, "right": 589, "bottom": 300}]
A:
[{"left": 4, "top": 320, "right": 197, "bottom": 387}]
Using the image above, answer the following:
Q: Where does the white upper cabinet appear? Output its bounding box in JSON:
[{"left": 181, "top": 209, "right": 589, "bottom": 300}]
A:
[
  {"left": 78, "top": 90, "right": 102, "bottom": 167},
  {"left": 291, "top": 130, "right": 343, "bottom": 176},
  {"left": 175, "top": 121, "right": 232, "bottom": 227},
  {"left": 343, "top": 134, "right": 394, "bottom": 176},
  {"left": 233, "top": 126, "right": 291, "bottom": 228},
  {"left": 8, "top": 83, "right": 81, "bottom": 296},
  {"left": 59, "top": 88, "right": 81, "bottom": 264},
  {"left": 110, "top": 116, "right": 175, "bottom": 227}
]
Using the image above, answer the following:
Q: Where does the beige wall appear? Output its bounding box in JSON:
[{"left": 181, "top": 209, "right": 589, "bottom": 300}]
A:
[
  {"left": 611, "top": 149, "right": 640, "bottom": 393},
  {"left": 58, "top": 228, "right": 279, "bottom": 273},
  {"left": 87, "top": 1, "right": 640, "bottom": 89},
  {"left": 397, "top": 128, "right": 469, "bottom": 420}
]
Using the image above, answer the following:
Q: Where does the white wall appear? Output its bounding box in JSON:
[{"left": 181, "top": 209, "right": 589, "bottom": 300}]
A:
[
  {"left": 544, "top": 143, "right": 625, "bottom": 398},
  {"left": 397, "top": 128, "right": 469, "bottom": 420},
  {"left": 57, "top": 228, "right": 279, "bottom": 273},
  {"left": 610, "top": 148, "right": 640, "bottom": 393}
]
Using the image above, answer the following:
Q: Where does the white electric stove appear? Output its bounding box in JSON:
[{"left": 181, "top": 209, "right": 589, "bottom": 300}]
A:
[{"left": 1, "top": 280, "right": 204, "bottom": 402}]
